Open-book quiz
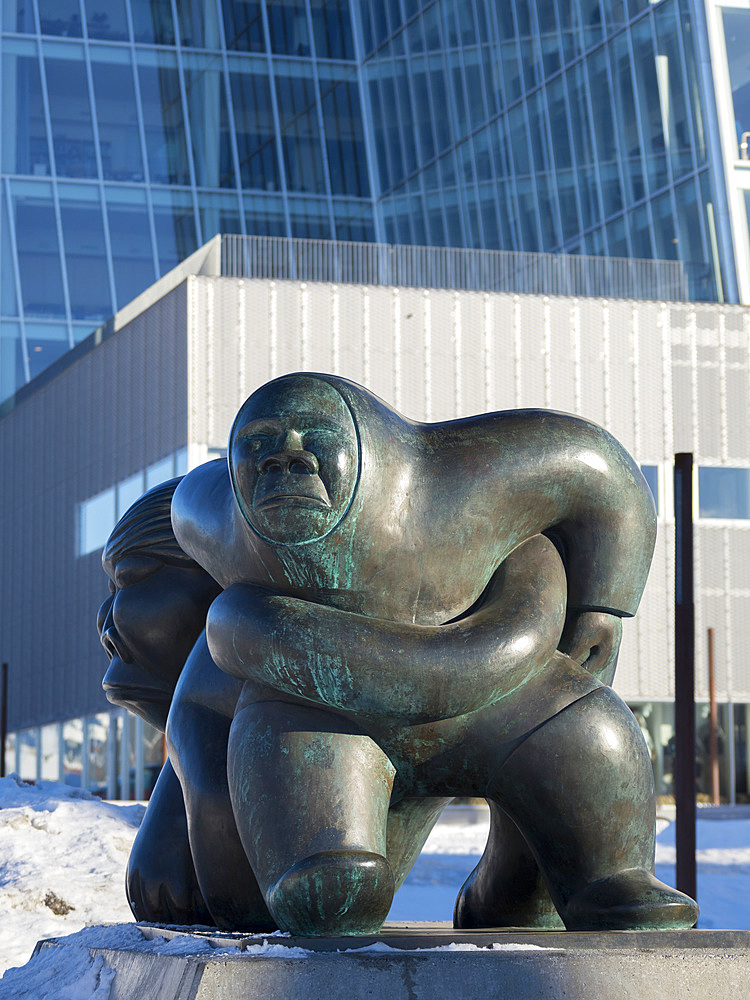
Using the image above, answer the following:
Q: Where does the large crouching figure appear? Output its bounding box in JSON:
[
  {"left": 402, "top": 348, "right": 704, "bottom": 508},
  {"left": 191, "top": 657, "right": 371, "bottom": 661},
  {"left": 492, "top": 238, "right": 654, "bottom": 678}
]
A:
[{"left": 160, "top": 373, "right": 697, "bottom": 935}]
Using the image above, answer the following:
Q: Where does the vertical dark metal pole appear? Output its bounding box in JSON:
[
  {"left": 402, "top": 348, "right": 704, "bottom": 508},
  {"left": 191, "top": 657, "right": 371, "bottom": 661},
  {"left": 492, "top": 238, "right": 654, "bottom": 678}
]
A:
[
  {"left": 707, "top": 628, "right": 720, "bottom": 806},
  {"left": 0, "top": 663, "right": 7, "bottom": 779},
  {"left": 674, "top": 454, "right": 697, "bottom": 901}
]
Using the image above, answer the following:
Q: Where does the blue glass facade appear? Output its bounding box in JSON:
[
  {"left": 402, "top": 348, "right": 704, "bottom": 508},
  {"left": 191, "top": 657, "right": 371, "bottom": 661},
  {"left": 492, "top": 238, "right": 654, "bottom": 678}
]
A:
[{"left": 0, "top": 0, "right": 740, "bottom": 402}]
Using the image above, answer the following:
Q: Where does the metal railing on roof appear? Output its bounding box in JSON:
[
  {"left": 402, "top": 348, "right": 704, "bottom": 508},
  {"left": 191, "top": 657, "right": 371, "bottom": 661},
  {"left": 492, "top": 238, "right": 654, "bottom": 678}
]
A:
[{"left": 221, "top": 234, "right": 690, "bottom": 301}]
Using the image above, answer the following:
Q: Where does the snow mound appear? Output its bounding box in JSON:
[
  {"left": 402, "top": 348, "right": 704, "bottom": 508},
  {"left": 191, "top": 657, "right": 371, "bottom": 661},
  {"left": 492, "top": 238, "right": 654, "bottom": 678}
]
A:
[{"left": 0, "top": 776, "right": 141, "bottom": 978}]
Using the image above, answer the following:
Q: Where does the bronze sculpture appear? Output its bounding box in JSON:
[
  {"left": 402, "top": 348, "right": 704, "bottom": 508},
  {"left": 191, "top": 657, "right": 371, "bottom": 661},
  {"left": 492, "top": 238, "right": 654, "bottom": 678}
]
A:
[{"left": 101, "top": 373, "right": 698, "bottom": 936}]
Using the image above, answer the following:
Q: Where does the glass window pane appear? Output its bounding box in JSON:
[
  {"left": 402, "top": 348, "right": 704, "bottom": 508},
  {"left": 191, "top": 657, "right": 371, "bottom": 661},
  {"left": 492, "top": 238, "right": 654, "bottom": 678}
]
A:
[
  {"left": 146, "top": 455, "right": 174, "bottom": 489},
  {"left": 268, "top": 0, "right": 311, "bottom": 56},
  {"left": 2, "top": 0, "right": 35, "bottom": 32},
  {"left": 143, "top": 721, "right": 164, "bottom": 798},
  {"left": 106, "top": 189, "right": 156, "bottom": 309},
  {"left": 18, "top": 728, "right": 38, "bottom": 781},
  {"left": 2, "top": 52, "right": 50, "bottom": 176},
  {"left": 586, "top": 47, "right": 622, "bottom": 218},
  {"left": 723, "top": 9, "right": 750, "bottom": 153},
  {"left": 10, "top": 181, "right": 66, "bottom": 317},
  {"left": 198, "top": 191, "right": 242, "bottom": 241},
  {"left": 63, "top": 719, "right": 83, "bottom": 785},
  {"left": 138, "top": 56, "right": 191, "bottom": 186},
  {"left": 242, "top": 194, "right": 287, "bottom": 236},
  {"left": 276, "top": 73, "right": 327, "bottom": 194},
  {"left": 38, "top": 0, "right": 82, "bottom": 37},
  {"left": 311, "top": 0, "right": 354, "bottom": 60},
  {"left": 0, "top": 322, "right": 26, "bottom": 401},
  {"left": 25, "top": 322, "right": 71, "bottom": 379},
  {"left": 177, "top": 0, "right": 221, "bottom": 48},
  {"left": 90, "top": 52, "right": 145, "bottom": 183},
  {"left": 653, "top": 5, "right": 695, "bottom": 177},
  {"left": 287, "top": 195, "right": 332, "bottom": 239},
  {"left": 175, "top": 447, "right": 188, "bottom": 476},
  {"left": 609, "top": 32, "right": 645, "bottom": 205},
  {"left": 222, "top": 0, "right": 265, "bottom": 52},
  {"left": 87, "top": 714, "right": 109, "bottom": 795},
  {"left": 117, "top": 471, "right": 145, "bottom": 517},
  {"left": 130, "top": 0, "right": 175, "bottom": 44},
  {"left": 230, "top": 69, "right": 280, "bottom": 191},
  {"left": 631, "top": 18, "right": 668, "bottom": 195},
  {"left": 45, "top": 51, "right": 97, "bottom": 179},
  {"left": 1, "top": 196, "right": 18, "bottom": 316},
  {"left": 84, "top": 0, "right": 129, "bottom": 41},
  {"left": 80, "top": 487, "right": 115, "bottom": 554},
  {"left": 640, "top": 465, "right": 659, "bottom": 513},
  {"left": 40, "top": 723, "right": 60, "bottom": 781},
  {"left": 321, "top": 78, "right": 369, "bottom": 197},
  {"left": 184, "top": 59, "right": 236, "bottom": 189},
  {"left": 59, "top": 190, "right": 112, "bottom": 321},
  {"left": 152, "top": 191, "right": 198, "bottom": 274},
  {"left": 333, "top": 200, "right": 376, "bottom": 242},
  {"left": 699, "top": 468, "right": 750, "bottom": 519},
  {"left": 3, "top": 732, "right": 16, "bottom": 778},
  {"left": 628, "top": 203, "right": 653, "bottom": 259}
]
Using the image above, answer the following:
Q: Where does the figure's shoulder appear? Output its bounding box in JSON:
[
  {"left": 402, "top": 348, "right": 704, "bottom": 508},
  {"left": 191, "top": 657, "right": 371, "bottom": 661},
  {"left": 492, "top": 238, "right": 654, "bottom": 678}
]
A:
[{"left": 172, "top": 460, "right": 245, "bottom": 586}]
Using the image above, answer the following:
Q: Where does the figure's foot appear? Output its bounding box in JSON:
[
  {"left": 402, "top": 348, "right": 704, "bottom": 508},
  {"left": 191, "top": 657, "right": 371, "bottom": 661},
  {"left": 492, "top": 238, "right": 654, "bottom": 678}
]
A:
[
  {"left": 266, "top": 850, "right": 395, "bottom": 936},
  {"left": 561, "top": 868, "right": 698, "bottom": 931},
  {"left": 454, "top": 873, "right": 563, "bottom": 930}
]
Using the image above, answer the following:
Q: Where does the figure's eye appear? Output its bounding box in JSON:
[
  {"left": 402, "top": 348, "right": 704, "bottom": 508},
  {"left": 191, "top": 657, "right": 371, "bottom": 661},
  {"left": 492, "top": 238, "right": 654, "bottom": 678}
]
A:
[
  {"left": 114, "top": 555, "right": 163, "bottom": 589},
  {"left": 302, "top": 428, "right": 338, "bottom": 452},
  {"left": 242, "top": 434, "right": 269, "bottom": 452}
]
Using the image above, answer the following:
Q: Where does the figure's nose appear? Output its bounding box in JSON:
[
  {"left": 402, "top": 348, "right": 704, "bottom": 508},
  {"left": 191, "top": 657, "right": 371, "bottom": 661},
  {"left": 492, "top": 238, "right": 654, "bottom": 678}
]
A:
[
  {"left": 97, "top": 597, "right": 133, "bottom": 663},
  {"left": 101, "top": 624, "right": 133, "bottom": 663},
  {"left": 258, "top": 431, "right": 319, "bottom": 476}
]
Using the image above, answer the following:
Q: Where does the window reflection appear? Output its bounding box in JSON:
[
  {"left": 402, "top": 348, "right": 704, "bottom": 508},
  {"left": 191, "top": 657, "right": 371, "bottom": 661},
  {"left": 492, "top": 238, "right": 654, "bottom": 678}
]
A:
[
  {"left": 222, "top": 0, "right": 265, "bottom": 52},
  {"left": 230, "top": 68, "right": 280, "bottom": 191},
  {"left": 84, "top": 0, "right": 129, "bottom": 42},
  {"left": 106, "top": 189, "right": 157, "bottom": 310},
  {"left": 10, "top": 182, "right": 66, "bottom": 318},
  {"left": 1, "top": 53, "right": 50, "bottom": 176},
  {"left": 152, "top": 191, "right": 197, "bottom": 272},
  {"left": 184, "top": 57, "right": 236, "bottom": 190},
  {"left": 130, "top": 0, "right": 175, "bottom": 45},
  {"left": 38, "top": 0, "right": 82, "bottom": 38},
  {"left": 59, "top": 189, "right": 113, "bottom": 321},
  {"left": 723, "top": 9, "right": 750, "bottom": 157},
  {"left": 138, "top": 55, "right": 190, "bottom": 186},
  {"left": 90, "top": 51, "right": 145, "bottom": 183},
  {"left": 699, "top": 468, "right": 750, "bottom": 519},
  {"left": 25, "top": 323, "right": 71, "bottom": 379},
  {"left": 177, "top": 0, "right": 221, "bottom": 49},
  {"left": 45, "top": 50, "right": 97, "bottom": 179}
]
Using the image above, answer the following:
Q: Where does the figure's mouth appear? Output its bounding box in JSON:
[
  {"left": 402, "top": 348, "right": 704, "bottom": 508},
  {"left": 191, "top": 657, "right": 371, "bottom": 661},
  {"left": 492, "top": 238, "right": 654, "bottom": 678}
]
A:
[
  {"left": 253, "top": 473, "right": 332, "bottom": 512},
  {"left": 103, "top": 682, "right": 171, "bottom": 706}
]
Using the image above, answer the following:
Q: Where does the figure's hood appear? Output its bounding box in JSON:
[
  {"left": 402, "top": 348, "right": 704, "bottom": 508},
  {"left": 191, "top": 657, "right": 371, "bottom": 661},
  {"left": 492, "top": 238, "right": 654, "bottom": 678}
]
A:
[{"left": 173, "top": 373, "right": 656, "bottom": 624}]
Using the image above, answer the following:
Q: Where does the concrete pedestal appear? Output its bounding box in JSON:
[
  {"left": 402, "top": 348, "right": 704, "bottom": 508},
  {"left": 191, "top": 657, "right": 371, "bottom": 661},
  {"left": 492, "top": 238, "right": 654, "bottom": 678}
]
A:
[{"left": 34, "top": 923, "right": 750, "bottom": 1000}]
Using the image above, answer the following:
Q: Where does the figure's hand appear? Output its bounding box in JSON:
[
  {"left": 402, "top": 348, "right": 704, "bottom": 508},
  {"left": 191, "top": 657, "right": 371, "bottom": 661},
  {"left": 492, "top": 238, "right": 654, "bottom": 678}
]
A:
[
  {"left": 206, "top": 534, "right": 567, "bottom": 726},
  {"left": 557, "top": 610, "right": 622, "bottom": 686}
]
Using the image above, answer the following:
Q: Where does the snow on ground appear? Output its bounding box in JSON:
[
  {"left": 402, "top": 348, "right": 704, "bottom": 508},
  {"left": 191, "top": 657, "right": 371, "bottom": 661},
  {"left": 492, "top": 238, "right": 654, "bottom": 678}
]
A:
[
  {"left": 0, "top": 776, "right": 142, "bottom": 979},
  {"left": 2, "top": 774, "right": 750, "bottom": 993}
]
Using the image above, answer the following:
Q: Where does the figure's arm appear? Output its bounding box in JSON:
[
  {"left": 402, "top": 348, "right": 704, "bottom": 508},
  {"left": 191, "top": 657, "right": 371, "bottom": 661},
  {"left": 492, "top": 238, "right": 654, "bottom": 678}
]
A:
[
  {"left": 557, "top": 610, "right": 622, "bottom": 686},
  {"left": 206, "top": 534, "right": 566, "bottom": 726}
]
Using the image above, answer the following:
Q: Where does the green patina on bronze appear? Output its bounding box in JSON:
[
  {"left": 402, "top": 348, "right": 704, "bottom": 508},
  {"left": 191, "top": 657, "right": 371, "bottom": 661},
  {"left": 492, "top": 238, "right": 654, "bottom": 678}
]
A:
[{"left": 104, "top": 372, "right": 698, "bottom": 938}]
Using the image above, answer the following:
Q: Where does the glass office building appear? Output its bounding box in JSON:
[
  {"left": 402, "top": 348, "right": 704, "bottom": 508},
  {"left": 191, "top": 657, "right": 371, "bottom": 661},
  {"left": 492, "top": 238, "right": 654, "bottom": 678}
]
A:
[{"left": 1, "top": 0, "right": 748, "bottom": 403}]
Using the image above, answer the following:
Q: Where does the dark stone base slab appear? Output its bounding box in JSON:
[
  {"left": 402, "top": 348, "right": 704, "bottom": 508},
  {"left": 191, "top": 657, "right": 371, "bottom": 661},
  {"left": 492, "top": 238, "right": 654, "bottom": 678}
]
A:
[{"left": 34, "top": 922, "right": 750, "bottom": 999}]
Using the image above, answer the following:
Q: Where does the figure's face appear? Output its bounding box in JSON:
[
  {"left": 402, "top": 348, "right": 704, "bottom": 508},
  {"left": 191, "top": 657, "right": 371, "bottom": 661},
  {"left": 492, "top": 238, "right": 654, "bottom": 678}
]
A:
[
  {"left": 230, "top": 377, "right": 359, "bottom": 545},
  {"left": 97, "top": 555, "right": 220, "bottom": 731}
]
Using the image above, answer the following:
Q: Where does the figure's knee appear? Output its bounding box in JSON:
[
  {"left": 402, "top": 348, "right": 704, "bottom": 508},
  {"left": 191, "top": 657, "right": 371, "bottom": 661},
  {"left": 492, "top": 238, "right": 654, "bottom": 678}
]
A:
[{"left": 267, "top": 850, "right": 395, "bottom": 936}]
